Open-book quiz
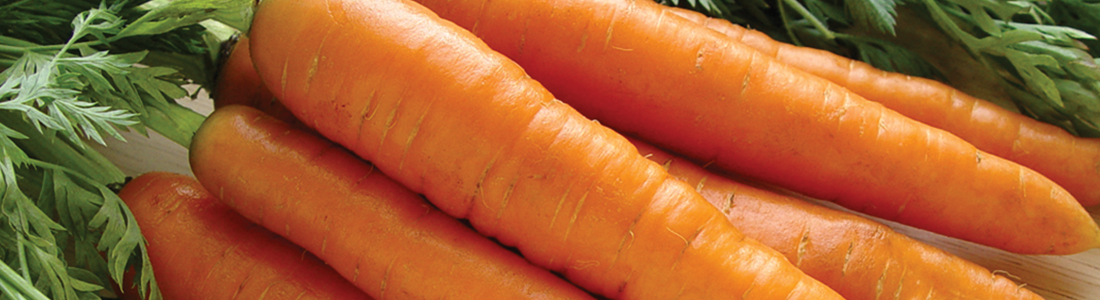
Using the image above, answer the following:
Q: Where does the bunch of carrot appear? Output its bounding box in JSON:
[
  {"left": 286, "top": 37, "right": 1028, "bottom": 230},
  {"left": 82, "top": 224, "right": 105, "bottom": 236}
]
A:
[
  {"left": 405, "top": 0, "right": 1099, "bottom": 255},
  {"left": 113, "top": 0, "right": 1100, "bottom": 298},
  {"left": 115, "top": 172, "right": 372, "bottom": 300}
]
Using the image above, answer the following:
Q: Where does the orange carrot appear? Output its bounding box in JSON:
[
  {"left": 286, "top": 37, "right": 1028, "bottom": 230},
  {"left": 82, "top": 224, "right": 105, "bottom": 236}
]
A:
[
  {"left": 190, "top": 105, "right": 597, "bottom": 300},
  {"left": 117, "top": 172, "right": 371, "bottom": 300},
  {"left": 209, "top": 40, "right": 593, "bottom": 299},
  {"left": 411, "top": 0, "right": 1100, "bottom": 254},
  {"left": 247, "top": 0, "right": 844, "bottom": 298},
  {"left": 629, "top": 137, "right": 1044, "bottom": 300},
  {"left": 662, "top": 6, "right": 1100, "bottom": 208},
  {"left": 212, "top": 36, "right": 296, "bottom": 122}
]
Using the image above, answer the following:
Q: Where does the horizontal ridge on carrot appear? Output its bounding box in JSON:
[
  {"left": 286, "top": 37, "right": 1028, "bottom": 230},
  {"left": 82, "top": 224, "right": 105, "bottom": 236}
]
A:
[
  {"left": 117, "top": 172, "right": 371, "bottom": 300},
  {"left": 247, "top": 0, "right": 845, "bottom": 298},
  {"left": 630, "top": 137, "right": 1045, "bottom": 300},
  {"left": 662, "top": 6, "right": 1100, "bottom": 208},
  {"left": 411, "top": 0, "right": 1100, "bottom": 254},
  {"left": 190, "top": 105, "right": 595, "bottom": 299}
]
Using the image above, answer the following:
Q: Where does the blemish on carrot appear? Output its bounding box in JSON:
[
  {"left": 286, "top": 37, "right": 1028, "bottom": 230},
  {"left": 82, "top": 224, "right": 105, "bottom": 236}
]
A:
[
  {"left": 473, "top": 153, "right": 500, "bottom": 217},
  {"left": 563, "top": 190, "right": 590, "bottom": 242},
  {"left": 495, "top": 177, "right": 519, "bottom": 222},
  {"left": 279, "top": 57, "right": 289, "bottom": 96},
  {"left": 231, "top": 271, "right": 251, "bottom": 299},
  {"left": 795, "top": 228, "right": 810, "bottom": 267},
  {"left": 517, "top": 19, "right": 529, "bottom": 55},
  {"left": 609, "top": 211, "right": 643, "bottom": 269},
  {"left": 256, "top": 280, "right": 277, "bottom": 300},
  {"left": 693, "top": 47, "right": 705, "bottom": 72},
  {"left": 363, "top": 91, "right": 380, "bottom": 121},
  {"left": 381, "top": 259, "right": 396, "bottom": 299},
  {"left": 257, "top": 203, "right": 267, "bottom": 226},
  {"left": 695, "top": 176, "right": 707, "bottom": 193},
  {"left": 304, "top": 29, "right": 328, "bottom": 93},
  {"left": 576, "top": 31, "right": 589, "bottom": 53},
  {"left": 322, "top": 221, "right": 330, "bottom": 255},
  {"left": 377, "top": 97, "right": 403, "bottom": 152},
  {"left": 894, "top": 271, "right": 906, "bottom": 300},
  {"left": 896, "top": 199, "right": 908, "bottom": 215},
  {"left": 739, "top": 53, "right": 755, "bottom": 97},
  {"left": 672, "top": 284, "right": 686, "bottom": 300},
  {"left": 875, "top": 261, "right": 891, "bottom": 300},
  {"left": 722, "top": 193, "right": 734, "bottom": 215},
  {"left": 352, "top": 262, "right": 360, "bottom": 282},
  {"left": 666, "top": 227, "right": 689, "bottom": 271},
  {"left": 469, "top": 0, "right": 489, "bottom": 35},
  {"left": 841, "top": 242, "right": 853, "bottom": 276},
  {"left": 603, "top": 9, "right": 616, "bottom": 51},
  {"left": 573, "top": 260, "right": 600, "bottom": 270},
  {"left": 548, "top": 184, "right": 574, "bottom": 230},
  {"left": 399, "top": 97, "right": 433, "bottom": 172},
  {"left": 616, "top": 274, "right": 630, "bottom": 295}
]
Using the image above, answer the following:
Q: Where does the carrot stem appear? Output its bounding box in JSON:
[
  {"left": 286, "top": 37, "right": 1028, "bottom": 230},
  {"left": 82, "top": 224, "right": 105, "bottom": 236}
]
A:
[
  {"left": 0, "top": 261, "right": 49, "bottom": 300},
  {"left": 782, "top": 0, "right": 834, "bottom": 40}
]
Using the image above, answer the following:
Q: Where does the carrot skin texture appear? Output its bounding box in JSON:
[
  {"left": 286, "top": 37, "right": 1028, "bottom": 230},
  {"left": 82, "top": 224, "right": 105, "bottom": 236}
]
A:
[
  {"left": 411, "top": 0, "right": 1100, "bottom": 254},
  {"left": 630, "top": 139, "right": 1044, "bottom": 300},
  {"left": 190, "top": 105, "right": 597, "bottom": 300},
  {"left": 663, "top": 6, "right": 1100, "bottom": 208},
  {"left": 117, "top": 172, "right": 371, "bottom": 300},
  {"left": 209, "top": 42, "right": 592, "bottom": 300},
  {"left": 248, "top": 0, "right": 844, "bottom": 298},
  {"left": 212, "top": 36, "right": 297, "bottom": 122}
]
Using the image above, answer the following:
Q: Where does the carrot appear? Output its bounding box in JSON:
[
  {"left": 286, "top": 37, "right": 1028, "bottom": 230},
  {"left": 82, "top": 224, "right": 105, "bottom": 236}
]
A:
[
  {"left": 662, "top": 6, "right": 1100, "bottom": 208},
  {"left": 190, "top": 105, "right": 597, "bottom": 300},
  {"left": 247, "top": 0, "right": 844, "bottom": 298},
  {"left": 211, "top": 36, "right": 296, "bottom": 122},
  {"left": 410, "top": 0, "right": 1100, "bottom": 254},
  {"left": 116, "top": 172, "right": 371, "bottom": 300},
  {"left": 628, "top": 137, "right": 1044, "bottom": 300}
]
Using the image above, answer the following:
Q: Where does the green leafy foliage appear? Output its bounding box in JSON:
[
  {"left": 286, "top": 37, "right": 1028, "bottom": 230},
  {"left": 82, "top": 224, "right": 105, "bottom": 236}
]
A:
[
  {"left": 839, "top": 33, "right": 947, "bottom": 79},
  {"left": 847, "top": 0, "right": 900, "bottom": 35},
  {"left": 1046, "top": 0, "right": 1100, "bottom": 58},
  {"left": 915, "top": 0, "right": 1100, "bottom": 135},
  {"left": 0, "top": 0, "right": 253, "bottom": 299}
]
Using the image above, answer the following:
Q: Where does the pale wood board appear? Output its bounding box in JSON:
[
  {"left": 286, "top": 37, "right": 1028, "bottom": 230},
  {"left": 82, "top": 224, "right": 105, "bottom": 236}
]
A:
[{"left": 91, "top": 94, "right": 1100, "bottom": 300}]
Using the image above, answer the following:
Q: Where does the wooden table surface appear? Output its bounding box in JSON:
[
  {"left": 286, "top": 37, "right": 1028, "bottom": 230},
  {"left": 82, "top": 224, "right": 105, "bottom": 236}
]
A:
[{"left": 90, "top": 94, "right": 1100, "bottom": 300}]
